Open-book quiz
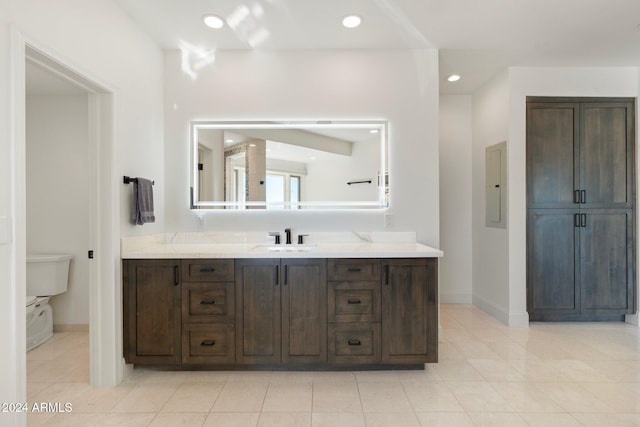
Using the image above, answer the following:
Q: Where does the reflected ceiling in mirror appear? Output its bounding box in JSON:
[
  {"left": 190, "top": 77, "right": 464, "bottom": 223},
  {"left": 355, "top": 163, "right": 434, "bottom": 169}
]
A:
[{"left": 191, "top": 121, "right": 389, "bottom": 210}]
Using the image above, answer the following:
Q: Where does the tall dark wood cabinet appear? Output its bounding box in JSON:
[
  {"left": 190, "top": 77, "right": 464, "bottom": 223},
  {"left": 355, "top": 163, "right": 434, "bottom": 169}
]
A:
[
  {"left": 123, "top": 259, "right": 182, "bottom": 364},
  {"left": 527, "top": 97, "right": 636, "bottom": 321}
]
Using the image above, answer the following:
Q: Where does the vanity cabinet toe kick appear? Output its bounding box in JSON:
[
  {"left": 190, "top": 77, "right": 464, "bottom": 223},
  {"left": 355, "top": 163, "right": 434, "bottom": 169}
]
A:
[{"left": 123, "top": 257, "right": 438, "bottom": 370}]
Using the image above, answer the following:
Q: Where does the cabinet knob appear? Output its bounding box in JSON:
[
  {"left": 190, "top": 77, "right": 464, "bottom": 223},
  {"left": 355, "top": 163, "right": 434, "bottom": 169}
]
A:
[
  {"left": 347, "top": 299, "right": 362, "bottom": 304},
  {"left": 200, "top": 267, "right": 216, "bottom": 273},
  {"left": 200, "top": 300, "right": 216, "bottom": 305},
  {"left": 348, "top": 339, "right": 362, "bottom": 346},
  {"left": 201, "top": 340, "right": 216, "bottom": 346}
]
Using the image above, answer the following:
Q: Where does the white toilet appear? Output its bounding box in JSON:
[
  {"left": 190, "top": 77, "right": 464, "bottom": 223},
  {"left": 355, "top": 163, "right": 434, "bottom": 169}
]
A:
[{"left": 26, "top": 253, "right": 72, "bottom": 351}]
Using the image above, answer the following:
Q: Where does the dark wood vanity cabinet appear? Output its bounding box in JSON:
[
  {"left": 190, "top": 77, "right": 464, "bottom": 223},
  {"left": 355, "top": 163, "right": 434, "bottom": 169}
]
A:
[
  {"left": 328, "top": 259, "right": 382, "bottom": 364},
  {"left": 382, "top": 258, "right": 438, "bottom": 363},
  {"left": 124, "top": 256, "right": 437, "bottom": 368},
  {"left": 181, "top": 259, "right": 235, "bottom": 364},
  {"left": 123, "top": 259, "right": 182, "bottom": 365},
  {"left": 235, "top": 258, "right": 327, "bottom": 365}
]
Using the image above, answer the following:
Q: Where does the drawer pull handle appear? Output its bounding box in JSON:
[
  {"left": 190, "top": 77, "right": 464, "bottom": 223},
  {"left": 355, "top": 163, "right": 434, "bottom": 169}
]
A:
[
  {"left": 347, "top": 299, "right": 361, "bottom": 304},
  {"left": 201, "top": 340, "right": 216, "bottom": 346},
  {"left": 200, "top": 300, "right": 216, "bottom": 305},
  {"left": 348, "top": 339, "right": 361, "bottom": 346},
  {"left": 200, "top": 267, "right": 216, "bottom": 273},
  {"left": 347, "top": 267, "right": 362, "bottom": 272}
]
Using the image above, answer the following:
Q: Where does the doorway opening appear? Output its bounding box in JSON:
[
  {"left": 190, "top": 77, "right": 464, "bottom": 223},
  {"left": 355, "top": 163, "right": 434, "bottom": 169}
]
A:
[{"left": 12, "top": 32, "right": 123, "bottom": 397}]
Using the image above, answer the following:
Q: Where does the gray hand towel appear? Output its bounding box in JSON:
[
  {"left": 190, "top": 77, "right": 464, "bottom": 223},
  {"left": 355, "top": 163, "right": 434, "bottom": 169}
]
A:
[{"left": 131, "top": 178, "right": 155, "bottom": 225}]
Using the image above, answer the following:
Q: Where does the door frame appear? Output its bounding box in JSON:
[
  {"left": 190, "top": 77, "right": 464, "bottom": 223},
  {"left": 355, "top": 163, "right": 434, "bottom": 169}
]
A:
[{"left": 10, "top": 27, "right": 124, "bottom": 397}]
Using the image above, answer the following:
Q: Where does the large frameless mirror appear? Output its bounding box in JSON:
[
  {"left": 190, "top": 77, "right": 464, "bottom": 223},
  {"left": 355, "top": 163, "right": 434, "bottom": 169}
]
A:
[{"left": 190, "top": 120, "right": 389, "bottom": 210}]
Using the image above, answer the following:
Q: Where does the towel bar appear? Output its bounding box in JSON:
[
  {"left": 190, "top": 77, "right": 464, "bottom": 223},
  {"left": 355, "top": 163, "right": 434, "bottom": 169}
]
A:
[{"left": 123, "top": 176, "right": 155, "bottom": 185}]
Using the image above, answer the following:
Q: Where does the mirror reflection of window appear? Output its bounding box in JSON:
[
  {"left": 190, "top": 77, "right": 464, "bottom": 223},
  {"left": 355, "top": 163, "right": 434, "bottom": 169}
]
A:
[
  {"left": 233, "top": 168, "right": 246, "bottom": 209},
  {"left": 266, "top": 174, "right": 285, "bottom": 210},
  {"left": 290, "top": 176, "right": 300, "bottom": 210}
]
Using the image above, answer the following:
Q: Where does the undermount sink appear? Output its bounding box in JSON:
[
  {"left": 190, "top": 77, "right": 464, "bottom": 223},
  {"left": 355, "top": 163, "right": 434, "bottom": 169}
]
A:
[{"left": 266, "top": 245, "right": 317, "bottom": 252}]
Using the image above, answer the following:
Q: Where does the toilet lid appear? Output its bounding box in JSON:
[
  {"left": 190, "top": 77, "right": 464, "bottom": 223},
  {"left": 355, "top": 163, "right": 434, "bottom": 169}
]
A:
[{"left": 26, "top": 295, "right": 38, "bottom": 307}]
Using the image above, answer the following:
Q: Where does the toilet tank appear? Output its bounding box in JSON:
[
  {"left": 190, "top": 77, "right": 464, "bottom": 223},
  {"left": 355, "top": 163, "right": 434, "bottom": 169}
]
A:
[{"left": 26, "top": 254, "right": 73, "bottom": 296}]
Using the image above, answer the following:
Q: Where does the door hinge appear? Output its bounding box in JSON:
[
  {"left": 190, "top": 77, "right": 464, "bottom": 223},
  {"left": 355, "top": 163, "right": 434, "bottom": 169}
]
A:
[{"left": 88, "top": 250, "right": 94, "bottom": 259}]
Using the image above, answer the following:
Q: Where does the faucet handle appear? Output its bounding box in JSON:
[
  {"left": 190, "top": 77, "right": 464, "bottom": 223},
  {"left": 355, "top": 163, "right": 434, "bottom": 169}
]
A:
[
  {"left": 297, "top": 234, "right": 308, "bottom": 245},
  {"left": 268, "top": 232, "right": 281, "bottom": 245}
]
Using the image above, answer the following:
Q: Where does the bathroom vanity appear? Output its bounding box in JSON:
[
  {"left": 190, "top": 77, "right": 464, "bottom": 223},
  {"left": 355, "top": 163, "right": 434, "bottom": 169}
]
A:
[{"left": 121, "top": 233, "right": 442, "bottom": 370}]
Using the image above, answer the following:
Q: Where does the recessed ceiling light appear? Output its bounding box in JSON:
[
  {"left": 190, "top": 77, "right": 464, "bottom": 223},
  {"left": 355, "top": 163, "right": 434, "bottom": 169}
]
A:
[
  {"left": 447, "top": 74, "right": 461, "bottom": 82},
  {"left": 342, "top": 15, "right": 362, "bottom": 29},
  {"left": 370, "top": 129, "right": 379, "bottom": 134},
  {"left": 203, "top": 14, "right": 224, "bottom": 29}
]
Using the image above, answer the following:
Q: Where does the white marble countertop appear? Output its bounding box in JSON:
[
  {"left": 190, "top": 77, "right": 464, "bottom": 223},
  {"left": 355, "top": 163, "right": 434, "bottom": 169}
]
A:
[{"left": 121, "top": 232, "right": 444, "bottom": 259}]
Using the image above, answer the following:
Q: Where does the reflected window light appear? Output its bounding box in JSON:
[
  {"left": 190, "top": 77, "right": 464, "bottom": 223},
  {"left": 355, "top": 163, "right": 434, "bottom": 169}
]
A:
[
  {"left": 247, "top": 27, "right": 270, "bottom": 47},
  {"left": 227, "top": 5, "right": 251, "bottom": 29},
  {"left": 252, "top": 3, "right": 265, "bottom": 18},
  {"left": 179, "top": 40, "right": 216, "bottom": 80}
]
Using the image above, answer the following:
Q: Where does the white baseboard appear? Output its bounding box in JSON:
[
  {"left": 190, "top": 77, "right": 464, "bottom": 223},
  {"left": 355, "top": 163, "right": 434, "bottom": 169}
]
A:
[
  {"left": 472, "top": 294, "right": 529, "bottom": 328},
  {"left": 54, "top": 323, "right": 89, "bottom": 332},
  {"left": 440, "top": 292, "right": 472, "bottom": 304},
  {"left": 625, "top": 313, "right": 639, "bottom": 326}
]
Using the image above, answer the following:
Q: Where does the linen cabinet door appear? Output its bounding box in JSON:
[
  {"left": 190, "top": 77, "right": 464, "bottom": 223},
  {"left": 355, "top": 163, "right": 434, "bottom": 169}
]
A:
[
  {"left": 580, "top": 102, "right": 634, "bottom": 208},
  {"left": 235, "top": 259, "right": 281, "bottom": 364},
  {"left": 527, "top": 210, "right": 580, "bottom": 320},
  {"left": 281, "top": 258, "right": 327, "bottom": 364},
  {"left": 381, "top": 258, "right": 437, "bottom": 364},
  {"left": 580, "top": 210, "right": 635, "bottom": 315},
  {"left": 526, "top": 102, "right": 579, "bottom": 209},
  {"left": 123, "top": 259, "right": 181, "bottom": 365}
]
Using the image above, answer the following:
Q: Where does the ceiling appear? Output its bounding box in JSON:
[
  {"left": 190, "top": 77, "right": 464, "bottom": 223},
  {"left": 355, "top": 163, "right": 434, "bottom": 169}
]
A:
[{"left": 113, "top": 0, "right": 640, "bottom": 94}]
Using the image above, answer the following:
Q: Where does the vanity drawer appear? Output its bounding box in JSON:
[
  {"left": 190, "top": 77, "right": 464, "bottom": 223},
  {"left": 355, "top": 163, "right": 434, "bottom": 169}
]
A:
[
  {"left": 327, "top": 259, "right": 380, "bottom": 281},
  {"left": 182, "top": 259, "right": 234, "bottom": 282},
  {"left": 328, "top": 323, "right": 380, "bottom": 364},
  {"left": 183, "top": 323, "right": 234, "bottom": 364},
  {"left": 182, "top": 282, "right": 234, "bottom": 323},
  {"left": 328, "top": 281, "right": 380, "bottom": 322}
]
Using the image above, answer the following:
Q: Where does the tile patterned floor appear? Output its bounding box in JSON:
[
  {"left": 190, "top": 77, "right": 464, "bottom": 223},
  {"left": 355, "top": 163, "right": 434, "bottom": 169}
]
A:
[{"left": 25, "top": 304, "right": 640, "bottom": 426}]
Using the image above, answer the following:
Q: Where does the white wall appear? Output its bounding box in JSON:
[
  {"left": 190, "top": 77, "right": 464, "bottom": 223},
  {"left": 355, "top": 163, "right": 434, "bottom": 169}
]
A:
[
  {"left": 26, "top": 94, "right": 90, "bottom": 325},
  {"left": 439, "top": 95, "right": 472, "bottom": 303},
  {"left": 164, "top": 49, "right": 440, "bottom": 246},
  {"left": 471, "top": 70, "right": 512, "bottom": 323},
  {"left": 0, "top": 0, "right": 164, "bottom": 418},
  {"left": 507, "top": 67, "right": 639, "bottom": 326}
]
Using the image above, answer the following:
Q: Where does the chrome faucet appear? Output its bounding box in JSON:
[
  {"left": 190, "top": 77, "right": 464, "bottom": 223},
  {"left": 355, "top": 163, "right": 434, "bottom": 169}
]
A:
[{"left": 284, "top": 228, "right": 292, "bottom": 245}]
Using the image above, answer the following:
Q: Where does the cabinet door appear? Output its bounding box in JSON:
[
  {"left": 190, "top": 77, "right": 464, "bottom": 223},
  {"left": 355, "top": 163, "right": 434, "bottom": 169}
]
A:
[
  {"left": 123, "top": 259, "right": 181, "bottom": 365},
  {"left": 580, "top": 210, "right": 635, "bottom": 314},
  {"left": 527, "top": 211, "right": 580, "bottom": 320},
  {"left": 526, "top": 103, "right": 579, "bottom": 209},
  {"left": 580, "top": 102, "right": 634, "bottom": 208},
  {"left": 381, "top": 258, "right": 437, "bottom": 364},
  {"left": 281, "top": 259, "right": 327, "bottom": 364},
  {"left": 235, "top": 259, "right": 281, "bottom": 364}
]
